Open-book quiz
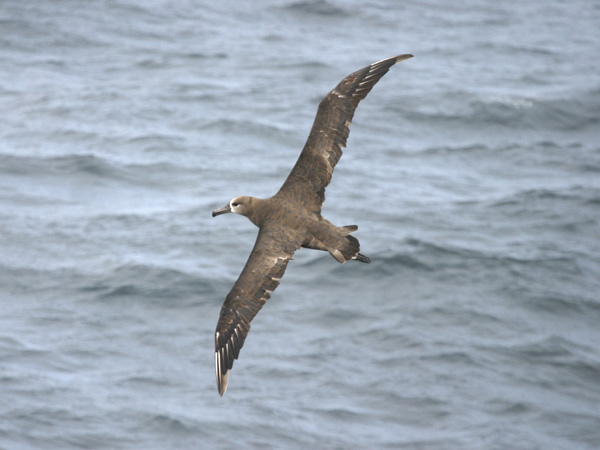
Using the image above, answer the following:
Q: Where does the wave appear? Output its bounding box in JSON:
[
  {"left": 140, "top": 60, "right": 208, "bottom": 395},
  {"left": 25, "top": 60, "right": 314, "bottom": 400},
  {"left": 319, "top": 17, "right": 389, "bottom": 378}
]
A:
[
  {"left": 0, "top": 259, "right": 220, "bottom": 309},
  {"left": 490, "top": 335, "right": 600, "bottom": 383},
  {"left": 281, "top": 0, "right": 350, "bottom": 17},
  {"left": 0, "top": 152, "right": 127, "bottom": 180},
  {"left": 295, "top": 235, "right": 588, "bottom": 282},
  {"left": 524, "top": 293, "right": 600, "bottom": 317},
  {"left": 81, "top": 263, "right": 218, "bottom": 306},
  {"left": 491, "top": 185, "right": 600, "bottom": 207},
  {"left": 0, "top": 152, "right": 205, "bottom": 193},
  {"left": 400, "top": 88, "right": 600, "bottom": 133},
  {"left": 197, "top": 118, "right": 288, "bottom": 140}
]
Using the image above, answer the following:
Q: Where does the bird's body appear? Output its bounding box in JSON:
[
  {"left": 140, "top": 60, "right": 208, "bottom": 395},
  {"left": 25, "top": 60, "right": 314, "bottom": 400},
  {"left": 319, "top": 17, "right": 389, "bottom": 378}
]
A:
[{"left": 212, "top": 54, "right": 413, "bottom": 396}]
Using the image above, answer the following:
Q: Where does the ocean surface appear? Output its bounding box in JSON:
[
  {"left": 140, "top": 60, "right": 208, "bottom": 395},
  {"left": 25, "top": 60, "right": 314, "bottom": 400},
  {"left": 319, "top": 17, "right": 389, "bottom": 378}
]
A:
[{"left": 1, "top": 1, "right": 600, "bottom": 448}]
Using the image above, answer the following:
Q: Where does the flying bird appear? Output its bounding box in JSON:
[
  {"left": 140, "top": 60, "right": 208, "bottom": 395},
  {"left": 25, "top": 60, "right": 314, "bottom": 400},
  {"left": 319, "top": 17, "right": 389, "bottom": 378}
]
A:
[{"left": 212, "top": 54, "right": 413, "bottom": 396}]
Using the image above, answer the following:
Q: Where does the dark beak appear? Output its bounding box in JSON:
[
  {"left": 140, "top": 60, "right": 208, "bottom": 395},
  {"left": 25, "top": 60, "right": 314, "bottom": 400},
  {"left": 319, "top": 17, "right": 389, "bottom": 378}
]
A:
[{"left": 212, "top": 204, "right": 231, "bottom": 217}]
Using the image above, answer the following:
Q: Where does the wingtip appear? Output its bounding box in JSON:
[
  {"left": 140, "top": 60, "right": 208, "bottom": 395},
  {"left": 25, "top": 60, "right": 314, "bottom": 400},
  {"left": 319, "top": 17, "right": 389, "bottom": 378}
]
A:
[
  {"left": 218, "top": 371, "right": 229, "bottom": 397},
  {"left": 394, "top": 54, "right": 414, "bottom": 64},
  {"left": 371, "top": 54, "right": 413, "bottom": 69},
  {"left": 215, "top": 342, "right": 230, "bottom": 397}
]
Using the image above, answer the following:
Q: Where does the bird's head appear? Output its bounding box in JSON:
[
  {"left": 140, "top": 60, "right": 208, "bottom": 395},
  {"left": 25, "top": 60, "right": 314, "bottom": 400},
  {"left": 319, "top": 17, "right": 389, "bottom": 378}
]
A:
[{"left": 212, "top": 196, "right": 253, "bottom": 218}]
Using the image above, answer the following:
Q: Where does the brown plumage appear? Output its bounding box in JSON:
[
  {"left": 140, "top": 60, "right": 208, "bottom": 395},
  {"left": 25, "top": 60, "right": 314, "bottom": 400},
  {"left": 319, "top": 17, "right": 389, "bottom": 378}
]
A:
[{"left": 212, "top": 54, "right": 413, "bottom": 396}]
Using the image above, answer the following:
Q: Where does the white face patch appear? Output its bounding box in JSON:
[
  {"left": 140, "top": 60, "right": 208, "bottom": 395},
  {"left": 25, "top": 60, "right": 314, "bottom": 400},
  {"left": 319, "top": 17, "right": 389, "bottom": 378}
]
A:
[{"left": 230, "top": 198, "right": 241, "bottom": 214}]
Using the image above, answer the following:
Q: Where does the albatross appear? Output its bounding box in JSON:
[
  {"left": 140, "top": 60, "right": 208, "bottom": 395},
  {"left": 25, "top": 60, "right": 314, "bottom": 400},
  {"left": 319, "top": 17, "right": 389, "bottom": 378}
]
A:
[{"left": 212, "top": 54, "right": 413, "bottom": 396}]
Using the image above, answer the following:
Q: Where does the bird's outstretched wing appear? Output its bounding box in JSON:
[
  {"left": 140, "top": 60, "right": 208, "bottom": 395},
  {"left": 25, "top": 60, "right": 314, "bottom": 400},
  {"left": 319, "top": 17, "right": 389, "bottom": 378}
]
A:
[
  {"left": 214, "top": 227, "right": 299, "bottom": 396},
  {"left": 275, "top": 54, "right": 413, "bottom": 213}
]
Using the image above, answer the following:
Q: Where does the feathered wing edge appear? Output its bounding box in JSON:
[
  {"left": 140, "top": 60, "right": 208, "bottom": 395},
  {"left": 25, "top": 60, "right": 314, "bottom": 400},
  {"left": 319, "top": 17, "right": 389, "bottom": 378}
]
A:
[
  {"left": 214, "top": 228, "right": 298, "bottom": 396},
  {"left": 276, "top": 54, "right": 413, "bottom": 212}
]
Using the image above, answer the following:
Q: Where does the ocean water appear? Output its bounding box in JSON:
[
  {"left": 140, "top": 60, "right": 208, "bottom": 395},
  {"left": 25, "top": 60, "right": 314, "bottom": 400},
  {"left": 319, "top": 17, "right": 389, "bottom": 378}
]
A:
[{"left": 1, "top": 0, "right": 600, "bottom": 448}]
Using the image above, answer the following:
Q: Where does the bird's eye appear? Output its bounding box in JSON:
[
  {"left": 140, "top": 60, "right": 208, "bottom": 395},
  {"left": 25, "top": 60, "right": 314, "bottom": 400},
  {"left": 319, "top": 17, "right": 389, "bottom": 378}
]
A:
[{"left": 232, "top": 203, "right": 239, "bottom": 207}]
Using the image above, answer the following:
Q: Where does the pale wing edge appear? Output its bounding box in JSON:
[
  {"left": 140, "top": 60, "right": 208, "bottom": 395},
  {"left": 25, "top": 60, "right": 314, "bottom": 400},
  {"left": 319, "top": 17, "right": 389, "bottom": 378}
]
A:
[{"left": 214, "top": 231, "right": 297, "bottom": 396}]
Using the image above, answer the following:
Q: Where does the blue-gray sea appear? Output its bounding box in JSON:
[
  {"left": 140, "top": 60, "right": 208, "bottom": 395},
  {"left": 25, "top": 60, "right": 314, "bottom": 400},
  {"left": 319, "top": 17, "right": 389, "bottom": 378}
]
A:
[{"left": 1, "top": 1, "right": 600, "bottom": 449}]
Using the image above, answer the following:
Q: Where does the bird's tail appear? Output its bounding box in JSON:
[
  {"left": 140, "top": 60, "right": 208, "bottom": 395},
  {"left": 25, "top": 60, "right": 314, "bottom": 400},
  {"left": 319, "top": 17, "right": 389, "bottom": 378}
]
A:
[
  {"left": 329, "top": 234, "right": 370, "bottom": 264},
  {"left": 338, "top": 225, "right": 358, "bottom": 236}
]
